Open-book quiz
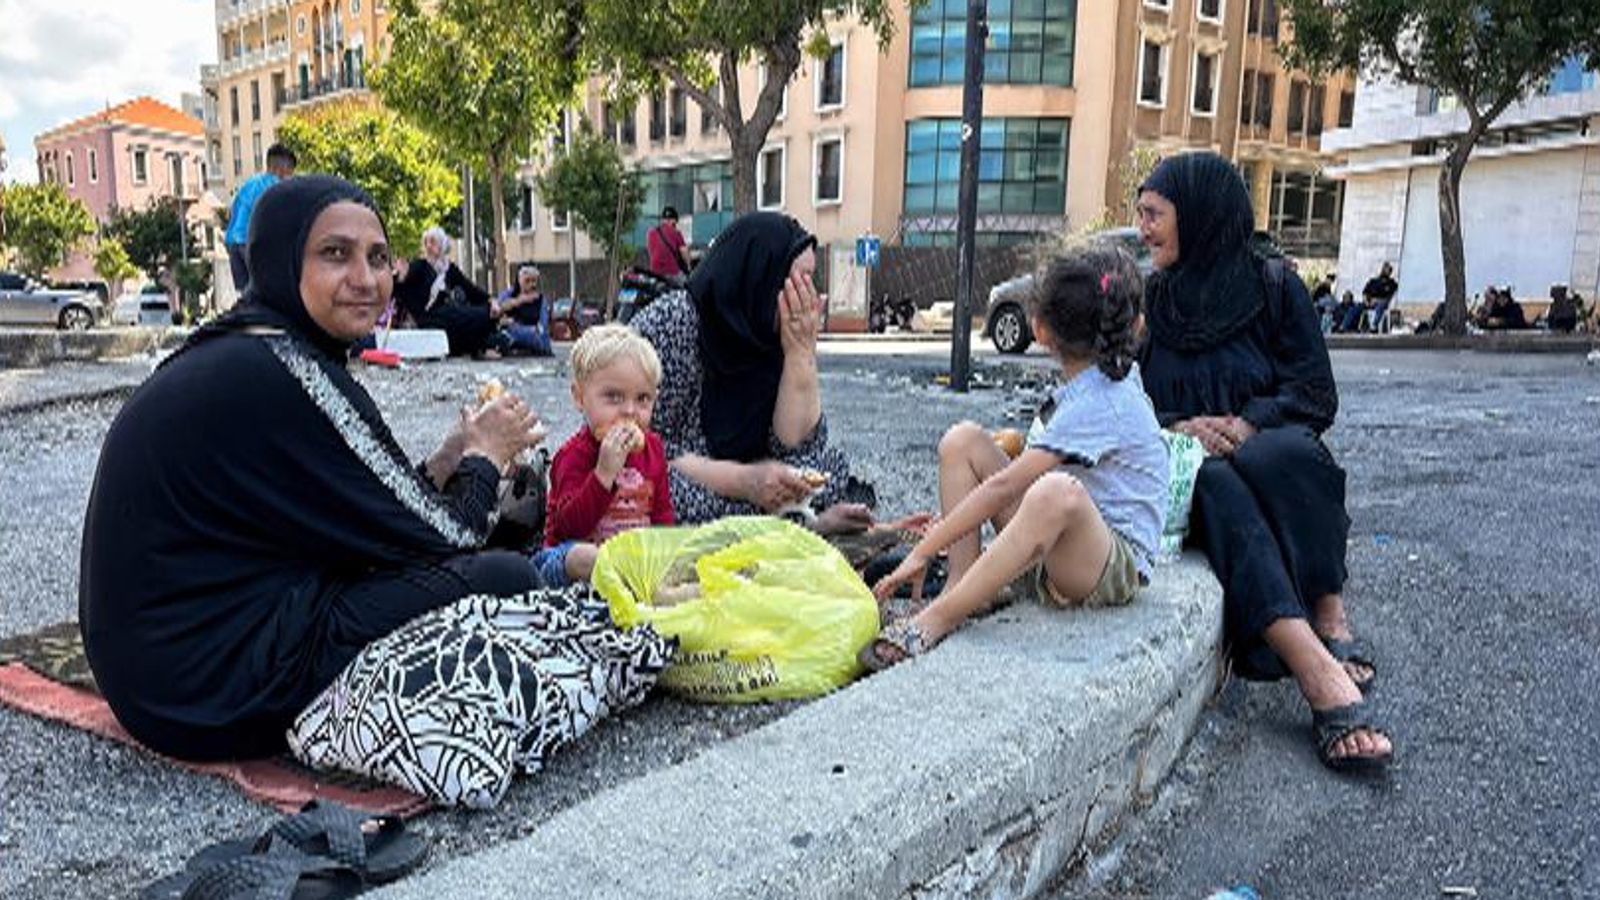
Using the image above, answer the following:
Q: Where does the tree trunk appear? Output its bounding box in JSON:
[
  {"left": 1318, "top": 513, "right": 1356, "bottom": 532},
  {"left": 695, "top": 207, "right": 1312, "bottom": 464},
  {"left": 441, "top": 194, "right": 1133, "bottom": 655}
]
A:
[
  {"left": 729, "top": 130, "right": 760, "bottom": 214},
  {"left": 486, "top": 154, "right": 509, "bottom": 295},
  {"left": 1436, "top": 152, "right": 1470, "bottom": 335}
]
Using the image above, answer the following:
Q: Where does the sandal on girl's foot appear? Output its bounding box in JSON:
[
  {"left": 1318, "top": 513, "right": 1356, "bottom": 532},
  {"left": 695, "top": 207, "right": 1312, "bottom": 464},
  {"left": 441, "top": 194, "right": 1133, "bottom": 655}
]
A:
[
  {"left": 858, "top": 619, "right": 929, "bottom": 673},
  {"left": 1321, "top": 635, "right": 1378, "bottom": 693},
  {"left": 1311, "top": 700, "right": 1393, "bottom": 774}
]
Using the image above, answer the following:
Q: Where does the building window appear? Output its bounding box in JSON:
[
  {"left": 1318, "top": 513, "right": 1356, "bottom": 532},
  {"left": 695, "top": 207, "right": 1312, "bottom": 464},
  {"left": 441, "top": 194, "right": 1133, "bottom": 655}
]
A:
[
  {"left": 517, "top": 183, "right": 535, "bottom": 231},
  {"left": 133, "top": 148, "right": 149, "bottom": 185},
  {"left": 65, "top": 152, "right": 75, "bottom": 186},
  {"left": 817, "top": 43, "right": 845, "bottom": 110},
  {"left": 351, "top": 0, "right": 360, "bottom": 12},
  {"left": 702, "top": 86, "right": 719, "bottom": 134},
  {"left": 170, "top": 154, "right": 185, "bottom": 197},
  {"left": 1337, "top": 90, "right": 1355, "bottom": 128},
  {"left": 1198, "top": 0, "right": 1223, "bottom": 22},
  {"left": 1191, "top": 51, "right": 1219, "bottom": 115},
  {"left": 1307, "top": 84, "right": 1326, "bottom": 136},
  {"left": 231, "top": 136, "right": 242, "bottom": 176},
  {"left": 272, "top": 73, "right": 285, "bottom": 113},
  {"left": 814, "top": 136, "right": 843, "bottom": 206},
  {"left": 1247, "top": 0, "right": 1279, "bottom": 37},
  {"left": 88, "top": 149, "right": 98, "bottom": 183},
  {"left": 1287, "top": 80, "right": 1307, "bottom": 133},
  {"left": 1254, "top": 71, "right": 1275, "bottom": 127},
  {"left": 1138, "top": 39, "right": 1168, "bottom": 107},
  {"left": 758, "top": 145, "right": 785, "bottom": 210},
  {"left": 911, "top": 2, "right": 1075, "bottom": 87},
  {"left": 230, "top": 86, "right": 240, "bottom": 126},
  {"left": 648, "top": 92, "right": 665, "bottom": 142},
  {"left": 250, "top": 81, "right": 261, "bottom": 120},
  {"left": 620, "top": 103, "right": 637, "bottom": 146},
  {"left": 252, "top": 132, "right": 263, "bottom": 170},
  {"left": 903, "top": 118, "right": 1069, "bottom": 218},
  {"left": 669, "top": 87, "right": 687, "bottom": 138},
  {"left": 297, "top": 14, "right": 306, "bottom": 35},
  {"left": 551, "top": 208, "right": 570, "bottom": 231}
]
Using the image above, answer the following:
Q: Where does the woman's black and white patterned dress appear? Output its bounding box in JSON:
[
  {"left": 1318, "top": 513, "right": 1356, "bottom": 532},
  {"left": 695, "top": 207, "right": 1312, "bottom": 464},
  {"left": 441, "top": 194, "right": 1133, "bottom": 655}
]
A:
[{"left": 632, "top": 291, "right": 857, "bottom": 524}]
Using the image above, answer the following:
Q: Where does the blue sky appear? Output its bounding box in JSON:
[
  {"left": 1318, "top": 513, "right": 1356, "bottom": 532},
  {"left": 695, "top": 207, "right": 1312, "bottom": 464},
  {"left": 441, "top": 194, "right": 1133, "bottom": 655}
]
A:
[{"left": 0, "top": 0, "right": 215, "bottom": 183}]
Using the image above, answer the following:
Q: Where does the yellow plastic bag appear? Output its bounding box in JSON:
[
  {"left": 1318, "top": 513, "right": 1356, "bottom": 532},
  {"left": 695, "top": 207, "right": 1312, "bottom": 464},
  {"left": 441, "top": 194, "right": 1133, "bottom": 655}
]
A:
[{"left": 591, "top": 516, "right": 880, "bottom": 703}]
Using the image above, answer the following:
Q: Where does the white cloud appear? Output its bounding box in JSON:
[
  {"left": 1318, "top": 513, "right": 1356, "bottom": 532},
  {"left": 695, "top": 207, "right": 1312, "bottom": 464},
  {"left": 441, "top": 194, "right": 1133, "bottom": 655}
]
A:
[{"left": 0, "top": 0, "right": 215, "bottom": 183}]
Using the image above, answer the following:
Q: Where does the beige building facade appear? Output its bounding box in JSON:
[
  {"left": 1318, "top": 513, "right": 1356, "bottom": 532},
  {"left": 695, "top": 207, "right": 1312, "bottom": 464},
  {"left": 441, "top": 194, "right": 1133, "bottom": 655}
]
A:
[
  {"left": 508, "top": 0, "right": 1351, "bottom": 278},
  {"left": 202, "top": 0, "right": 390, "bottom": 199}
]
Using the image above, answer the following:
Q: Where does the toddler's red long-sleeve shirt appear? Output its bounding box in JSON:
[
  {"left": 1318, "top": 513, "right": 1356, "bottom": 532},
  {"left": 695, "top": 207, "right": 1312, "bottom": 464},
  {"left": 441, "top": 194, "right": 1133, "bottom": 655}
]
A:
[{"left": 543, "top": 427, "right": 674, "bottom": 546}]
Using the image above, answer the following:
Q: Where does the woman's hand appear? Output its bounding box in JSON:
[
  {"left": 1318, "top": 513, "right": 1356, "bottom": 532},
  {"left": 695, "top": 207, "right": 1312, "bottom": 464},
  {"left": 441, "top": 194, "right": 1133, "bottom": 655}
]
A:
[
  {"left": 778, "top": 273, "right": 822, "bottom": 360},
  {"left": 813, "top": 502, "right": 874, "bottom": 536},
  {"left": 742, "top": 461, "right": 811, "bottom": 512},
  {"left": 1175, "top": 416, "right": 1253, "bottom": 456},
  {"left": 873, "top": 550, "right": 931, "bottom": 603},
  {"left": 1217, "top": 416, "right": 1256, "bottom": 449},
  {"left": 461, "top": 394, "right": 540, "bottom": 473}
]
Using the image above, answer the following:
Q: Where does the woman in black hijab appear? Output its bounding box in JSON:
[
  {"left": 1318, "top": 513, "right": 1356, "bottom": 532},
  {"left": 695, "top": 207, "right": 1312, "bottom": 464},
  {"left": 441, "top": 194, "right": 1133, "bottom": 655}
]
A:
[
  {"left": 631, "top": 212, "right": 873, "bottom": 532},
  {"left": 392, "top": 227, "right": 506, "bottom": 357},
  {"left": 79, "top": 176, "right": 544, "bottom": 761},
  {"left": 1135, "top": 152, "right": 1392, "bottom": 772}
]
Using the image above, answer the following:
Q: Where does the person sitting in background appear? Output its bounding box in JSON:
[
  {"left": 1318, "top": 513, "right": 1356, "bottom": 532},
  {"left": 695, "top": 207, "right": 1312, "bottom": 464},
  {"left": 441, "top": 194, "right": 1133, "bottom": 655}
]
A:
[
  {"left": 646, "top": 206, "right": 691, "bottom": 284},
  {"left": 1361, "top": 262, "right": 1399, "bottom": 333},
  {"left": 1312, "top": 274, "right": 1338, "bottom": 333},
  {"left": 496, "top": 265, "right": 553, "bottom": 356},
  {"left": 1476, "top": 286, "right": 1529, "bottom": 330},
  {"left": 224, "top": 144, "right": 297, "bottom": 292},
  {"left": 1333, "top": 290, "right": 1360, "bottom": 333},
  {"left": 393, "top": 227, "right": 508, "bottom": 358},
  {"left": 1546, "top": 284, "right": 1579, "bottom": 333}
]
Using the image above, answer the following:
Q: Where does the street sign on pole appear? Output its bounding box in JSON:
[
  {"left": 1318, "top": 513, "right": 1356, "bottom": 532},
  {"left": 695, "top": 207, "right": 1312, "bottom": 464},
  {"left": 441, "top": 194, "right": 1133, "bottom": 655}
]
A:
[
  {"left": 950, "top": 0, "right": 988, "bottom": 393},
  {"left": 855, "top": 234, "right": 881, "bottom": 269}
]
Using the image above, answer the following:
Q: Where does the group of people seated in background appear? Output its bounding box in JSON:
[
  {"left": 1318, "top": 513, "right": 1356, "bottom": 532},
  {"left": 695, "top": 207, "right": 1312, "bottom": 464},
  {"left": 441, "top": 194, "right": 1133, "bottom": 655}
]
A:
[{"left": 1313, "top": 262, "right": 1400, "bottom": 335}]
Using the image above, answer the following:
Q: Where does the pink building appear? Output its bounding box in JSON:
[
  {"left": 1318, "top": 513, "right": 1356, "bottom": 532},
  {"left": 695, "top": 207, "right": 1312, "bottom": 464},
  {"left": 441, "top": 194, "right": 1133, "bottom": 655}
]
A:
[{"left": 33, "top": 97, "right": 219, "bottom": 283}]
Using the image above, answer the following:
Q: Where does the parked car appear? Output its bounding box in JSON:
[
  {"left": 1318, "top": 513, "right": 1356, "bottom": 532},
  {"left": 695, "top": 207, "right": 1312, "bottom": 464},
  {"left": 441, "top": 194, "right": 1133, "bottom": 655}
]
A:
[
  {"left": 0, "top": 271, "right": 104, "bottom": 330},
  {"left": 49, "top": 278, "right": 111, "bottom": 304},
  {"left": 112, "top": 284, "right": 177, "bottom": 327},
  {"left": 983, "top": 228, "right": 1153, "bottom": 354},
  {"left": 548, "top": 296, "right": 607, "bottom": 342}
]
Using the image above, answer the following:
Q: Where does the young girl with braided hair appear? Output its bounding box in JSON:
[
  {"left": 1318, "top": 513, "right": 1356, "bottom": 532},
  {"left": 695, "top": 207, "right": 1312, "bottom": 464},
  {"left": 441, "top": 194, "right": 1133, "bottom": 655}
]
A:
[{"left": 863, "top": 244, "right": 1170, "bottom": 669}]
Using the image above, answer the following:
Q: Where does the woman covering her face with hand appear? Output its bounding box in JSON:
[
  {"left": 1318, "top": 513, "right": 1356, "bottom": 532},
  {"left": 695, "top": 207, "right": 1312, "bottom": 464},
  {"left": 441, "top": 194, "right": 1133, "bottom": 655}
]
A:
[{"left": 630, "top": 212, "right": 875, "bottom": 535}]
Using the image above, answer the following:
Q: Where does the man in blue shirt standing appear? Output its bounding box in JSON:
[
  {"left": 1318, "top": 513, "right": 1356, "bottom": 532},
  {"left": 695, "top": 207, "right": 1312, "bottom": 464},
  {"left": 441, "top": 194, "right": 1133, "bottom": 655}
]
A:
[{"left": 225, "top": 144, "right": 297, "bottom": 291}]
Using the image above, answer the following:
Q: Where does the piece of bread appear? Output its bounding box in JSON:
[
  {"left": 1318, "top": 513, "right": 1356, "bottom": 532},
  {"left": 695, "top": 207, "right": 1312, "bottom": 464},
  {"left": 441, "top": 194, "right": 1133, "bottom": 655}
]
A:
[
  {"left": 796, "top": 468, "right": 830, "bottom": 490},
  {"left": 476, "top": 378, "right": 506, "bottom": 406},
  {"left": 596, "top": 420, "right": 646, "bottom": 453},
  {"left": 992, "top": 428, "right": 1026, "bottom": 459}
]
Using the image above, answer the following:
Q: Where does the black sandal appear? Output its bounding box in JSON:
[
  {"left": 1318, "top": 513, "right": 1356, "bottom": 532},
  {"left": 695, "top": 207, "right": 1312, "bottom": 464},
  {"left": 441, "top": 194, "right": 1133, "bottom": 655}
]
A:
[
  {"left": 1322, "top": 635, "right": 1378, "bottom": 693},
  {"left": 1311, "top": 701, "right": 1393, "bottom": 774},
  {"left": 179, "top": 844, "right": 363, "bottom": 900}
]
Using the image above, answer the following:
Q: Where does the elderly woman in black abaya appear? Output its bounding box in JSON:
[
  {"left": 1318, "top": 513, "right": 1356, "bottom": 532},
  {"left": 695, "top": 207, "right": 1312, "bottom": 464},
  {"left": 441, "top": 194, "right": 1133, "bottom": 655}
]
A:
[
  {"left": 1135, "top": 152, "right": 1392, "bottom": 772},
  {"left": 631, "top": 212, "right": 874, "bottom": 534},
  {"left": 78, "top": 177, "right": 547, "bottom": 761},
  {"left": 393, "top": 226, "right": 507, "bottom": 357}
]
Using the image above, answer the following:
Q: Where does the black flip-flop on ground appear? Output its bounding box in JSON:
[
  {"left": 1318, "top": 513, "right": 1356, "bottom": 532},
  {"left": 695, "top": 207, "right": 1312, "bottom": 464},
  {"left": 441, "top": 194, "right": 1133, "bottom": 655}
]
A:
[
  {"left": 1311, "top": 700, "right": 1393, "bottom": 774},
  {"left": 179, "top": 843, "right": 363, "bottom": 900},
  {"left": 1322, "top": 635, "right": 1378, "bottom": 693},
  {"left": 142, "top": 800, "right": 427, "bottom": 899}
]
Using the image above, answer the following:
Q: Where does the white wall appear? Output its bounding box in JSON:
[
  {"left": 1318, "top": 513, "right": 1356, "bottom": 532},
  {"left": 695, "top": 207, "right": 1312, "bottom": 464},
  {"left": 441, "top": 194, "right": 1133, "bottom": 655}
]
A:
[{"left": 1394, "top": 149, "right": 1586, "bottom": 303}]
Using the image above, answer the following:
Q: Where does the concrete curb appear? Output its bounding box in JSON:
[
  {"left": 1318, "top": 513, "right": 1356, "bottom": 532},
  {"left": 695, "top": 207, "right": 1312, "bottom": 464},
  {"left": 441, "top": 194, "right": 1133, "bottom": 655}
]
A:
[
  {"left": 376, "top": 555, "right": 1222, "bottom": 900},
  {"left": 0, "top": 328, "right": 187, "bottom": 369},
  {"left": 1326, "top": 332, "right": 1597, "bottom": 353}
]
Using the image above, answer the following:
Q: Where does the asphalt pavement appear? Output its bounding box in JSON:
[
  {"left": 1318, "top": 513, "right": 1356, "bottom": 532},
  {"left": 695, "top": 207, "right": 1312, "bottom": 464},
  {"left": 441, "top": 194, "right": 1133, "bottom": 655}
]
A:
[{"left": 1, "top": 346, "right": 1596, "bottom": 898}]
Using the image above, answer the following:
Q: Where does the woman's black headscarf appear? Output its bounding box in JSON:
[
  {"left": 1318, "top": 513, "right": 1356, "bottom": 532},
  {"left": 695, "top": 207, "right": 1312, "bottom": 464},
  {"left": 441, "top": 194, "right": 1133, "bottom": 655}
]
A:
[
  {"left": 174, "top": 175, "right": 384, "bottom": 364},
  {"left": 1140, "top": 152, "right": 1265, "bottom": 351},
  {"left": 689, "top": 212, "right": 817, "bottom": 462}
]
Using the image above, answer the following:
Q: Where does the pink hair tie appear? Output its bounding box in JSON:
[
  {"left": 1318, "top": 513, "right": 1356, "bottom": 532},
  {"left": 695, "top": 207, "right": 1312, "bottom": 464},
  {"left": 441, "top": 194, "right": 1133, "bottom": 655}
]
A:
[{"left": 1100, "top": 273, "right": 1115, "bottom": 294}]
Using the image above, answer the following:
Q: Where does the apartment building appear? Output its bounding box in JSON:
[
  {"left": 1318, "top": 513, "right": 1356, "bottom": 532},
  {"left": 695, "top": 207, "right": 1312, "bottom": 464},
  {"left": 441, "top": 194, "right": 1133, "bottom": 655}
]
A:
[
  {"left": 1325, "top": 57, "right": 1600, "bottom": 306},
  {"left": 201, "top": 0, "right": 389, "bottom": 198},
  {"left": 508, "top": 0, "right": 1352, "bottom": 281},
  {"left": 32, "top": 97, "right": 209, "bottom": 223}
]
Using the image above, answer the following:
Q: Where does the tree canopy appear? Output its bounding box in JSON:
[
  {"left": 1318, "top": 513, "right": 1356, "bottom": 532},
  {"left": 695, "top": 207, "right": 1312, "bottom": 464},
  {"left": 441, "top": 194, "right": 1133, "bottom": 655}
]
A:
[
  {"left": 582, "top": 0, "right": 909, "bottom": 213},
  {"left": 374, "top": 0, "right": 583, "bottom": 290},
  {"left": 0, "top": 182, "right": 96, "bottom": 277},
  {"left": 104, "top": 199, "right": 201, "bottom": 284},
  {"left": 534, "top": 124, "right": 644, "bottom": 264},
  {"left": 92, "top": 239, "right": 140, "bottom": 291},
  {"left": 277, "top": 100, "right": 460, "bottom": 259},
  {"left": 1281, "top": 0, "right": 1600, "bottom": 333}
]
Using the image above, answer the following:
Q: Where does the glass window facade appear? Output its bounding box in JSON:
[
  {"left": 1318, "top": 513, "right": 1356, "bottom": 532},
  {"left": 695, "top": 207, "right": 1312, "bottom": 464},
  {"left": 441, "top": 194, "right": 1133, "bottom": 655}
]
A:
[
  {"left": 903, "top": 118, "right": 1068, "bottom": 217},
  {"left": 910, "top": 0, "right": 1075, "bottom": 87},
  {"left": 629, "top": 162, "right": 733, "bottom": 249}
]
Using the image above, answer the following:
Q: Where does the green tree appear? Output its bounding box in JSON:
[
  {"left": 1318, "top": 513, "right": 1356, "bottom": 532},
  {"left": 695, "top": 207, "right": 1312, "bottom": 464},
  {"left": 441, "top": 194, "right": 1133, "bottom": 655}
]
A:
[
  {"left": 535, "top": 122, "right": 645, "bottom": 309},
  {"left": 583, "top": 0, "right": 911, "bottom": 214},
  {"left": 373, "top": 0, "right": 583, "bottom": 292},
  {"left": 92, "top": 239, "right": 140, "bottom": 297},
  {"left": 1281, "top": 0, "right": 1600, "bottom": 334},
  {"left": 277, "top": 101, "right": 461, "bottom": 260},
  {"left": 104, "top": 199, "right": 201, "bottom": 283},
  {"left": 0, "top": 181, "right": 95, "bottom": 277}
]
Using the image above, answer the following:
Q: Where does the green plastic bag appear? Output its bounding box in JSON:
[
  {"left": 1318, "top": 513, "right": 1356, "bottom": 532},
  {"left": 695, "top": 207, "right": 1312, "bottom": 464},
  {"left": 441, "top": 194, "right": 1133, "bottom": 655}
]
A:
[
  {"left": 591, "top": 516, "right": 880, "bottom": 703},
  {"left": 1160, "top": 430, "right": 1206, "bottom": 558}
]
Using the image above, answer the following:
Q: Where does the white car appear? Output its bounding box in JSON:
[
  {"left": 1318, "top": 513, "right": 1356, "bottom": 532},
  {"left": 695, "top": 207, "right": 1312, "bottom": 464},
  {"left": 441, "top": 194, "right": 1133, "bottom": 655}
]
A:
[{"left": 112, "top": 285, "right": 175, "bottom": 327}]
